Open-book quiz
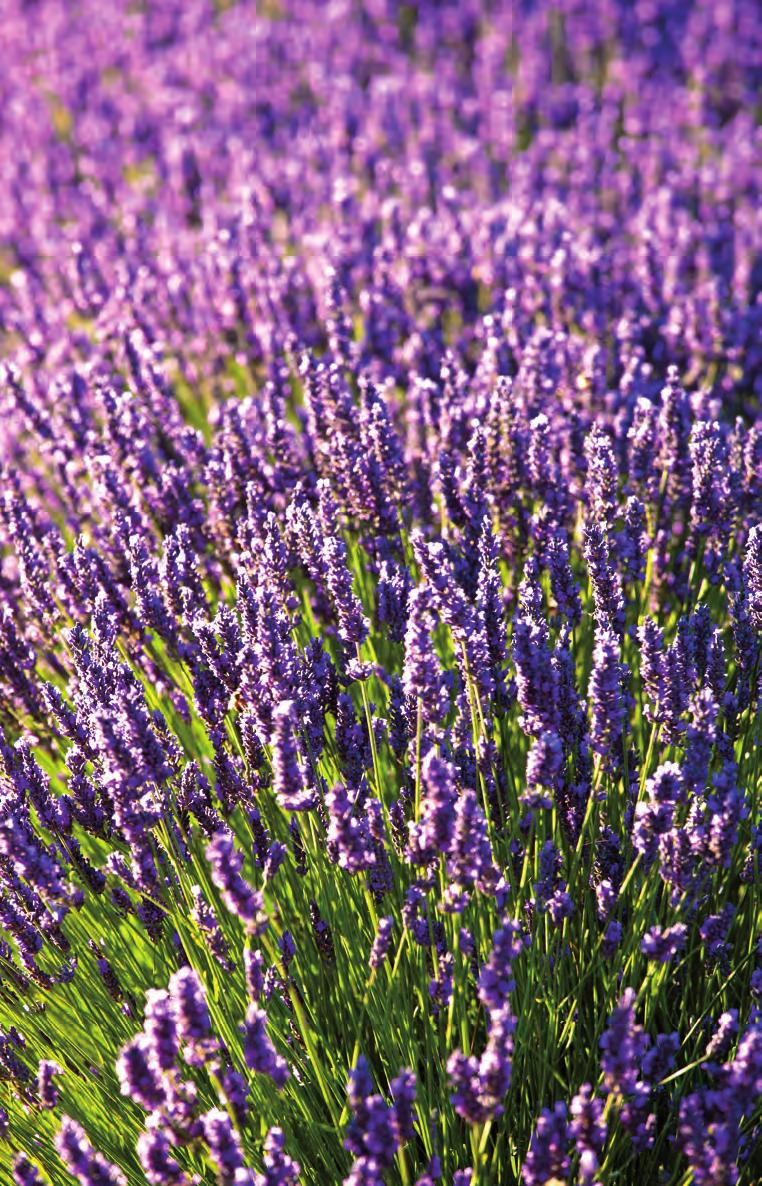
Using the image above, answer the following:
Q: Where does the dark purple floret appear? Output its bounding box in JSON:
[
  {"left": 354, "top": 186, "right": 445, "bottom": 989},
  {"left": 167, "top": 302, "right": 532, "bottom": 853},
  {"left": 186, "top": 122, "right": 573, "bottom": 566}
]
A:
[
  {"left": 55, "top": 1116, "right": 127, "bottom": 1186},
  {"left": 600, "top": 989, "right": 647, "bottom": 1098},
  {"left": 569, "top": 1084, "right": 606, "bottom": 1185},
  {"left": 241, "top": 1004, "right": 289, "bottom": 1089},
  {"left": 203, "top": 1108, "right": 247, "bottom": 1185},
  {"left": 255, "top": 1127, "right": 301, "bottom": 1186},
  {"left": 168, "top": 967, "right": 211, "bottom": 1047},
  {"left": 369, "top": 917, "right": 394, "bottom": 974},
  {"left": 36, "top": 1058, "right": 62, "bottom": 1108},
  {"left": 13, "top": 1154, "right": 47, "bottom": 1186},
  {"left": 521, "top": 1102, "right": 570, "bottom": 1186},
  {"left": 206, "top": 832, "right": 268, "bottom": 932},
  {"left": 589, "top": 629, "right": 629, "bottom": 767},
  {"left": 137, "top": 1128, "right": 188, "bottom": 1186},
  {"left": 641, "top": 924, "right": 688, "bottom": 962}
]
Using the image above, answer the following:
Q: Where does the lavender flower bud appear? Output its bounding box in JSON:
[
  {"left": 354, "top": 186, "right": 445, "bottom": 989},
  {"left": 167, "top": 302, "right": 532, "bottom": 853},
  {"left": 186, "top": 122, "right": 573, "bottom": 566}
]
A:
[
  {"left": 241, "top": 1005, "right": 289, "bottom": 1088},
  {"left": 55, "top": 1116, "right": 127, "bottom": 1186}
]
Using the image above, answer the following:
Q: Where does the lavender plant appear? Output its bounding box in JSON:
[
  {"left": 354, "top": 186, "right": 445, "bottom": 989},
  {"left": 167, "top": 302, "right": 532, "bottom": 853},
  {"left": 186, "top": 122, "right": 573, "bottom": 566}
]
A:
[{"left": 0, "top": 2, "right": 760, "bottom": 1185}]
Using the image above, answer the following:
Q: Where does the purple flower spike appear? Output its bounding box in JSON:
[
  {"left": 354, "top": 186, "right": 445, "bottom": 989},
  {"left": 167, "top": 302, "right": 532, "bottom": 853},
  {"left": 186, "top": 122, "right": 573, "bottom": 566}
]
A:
[
  {"left": 241, "top": 1005, "right": 289, "bottom": 1089},
  {"left": 55, "top": 1117, "right": 127, "bottom": 1186},
  {"left": 207, "top": 832, "right": 268, "bottom": 933},
  {"left": 255, "top": 1128, "right": 301, "bottom": 1186},
  {"left": 521, "top": 1102, "right": 571, "bottom": 1186}
]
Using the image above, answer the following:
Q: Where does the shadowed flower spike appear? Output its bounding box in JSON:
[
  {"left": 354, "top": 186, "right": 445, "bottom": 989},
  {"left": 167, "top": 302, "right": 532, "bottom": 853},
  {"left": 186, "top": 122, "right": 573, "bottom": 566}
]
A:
[
  {"left": 37, "top": 1059, "right": 62, "bottom": 1108},
  {"left": 241, "top": 1005, "right": 289, "bottom": 1088},
  {"left": 271, "top": 701, "right": 317, "bottom": 812},
  {"left": 137, "top": 1128, "right": 189, "bottom": 1186},
  {"left": 12, "top": 1155, "right": 48, "bottom": 1186},
  {"left": 521, "top": 1102, "right": 570, "bottom": 1186},
  {"left": 255, "top": 1128, "right": 301, "bottom": 1186},
  {"left": 589, "top": 629, "right": 629, "bottom": 767},
  {"left": 408, "top": 751, "right": 459, "bottom": 866},
  {"left": 600, "top": 989, "right": 647, "bottom": 1097},
  {"left": 207, "top": 833, "right": 268, "bottom": 934},
  {"left": 584, "top": 523, "right": 625, "bottom": 636},
  {"left": 203, "top": 1108, "right": 249, "bottom": 1185},
  {"left": 55, "top": 1117, "right": 127, "bottom": 1186}
]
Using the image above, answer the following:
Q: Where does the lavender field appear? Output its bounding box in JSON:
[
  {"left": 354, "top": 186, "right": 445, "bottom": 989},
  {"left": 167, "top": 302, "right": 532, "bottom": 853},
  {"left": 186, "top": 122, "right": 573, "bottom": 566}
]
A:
[{"left": 0, "top": 2, "right": 760, "bottom": 1184}]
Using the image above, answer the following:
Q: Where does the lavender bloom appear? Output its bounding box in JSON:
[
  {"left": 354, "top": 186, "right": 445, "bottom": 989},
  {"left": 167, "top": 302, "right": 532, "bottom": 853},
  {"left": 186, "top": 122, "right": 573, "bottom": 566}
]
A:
[
  {"left": 203, "top": 1108, "right": 248, "bottom": 1185},
  {"left": 389, "top": 1068, "right": 417, "bottom": 1145},
  {"left": 116, "top": 1036, "right": 167, "bottom": 1112},
  {"left": 13, "top": 1155, "right": 47, "bottom": 1186},
  {"left": 512, "top": 614, "right": 558, "bottom": 738},
  {"left": 745, "top": 524, "right": 762, "bottom": 630},
  {"left": 168, "top": 967, "right": 212, "bottom": 1055},
  {"left": 191, "top": 887, "right": 234, "bottom": 974},
  {"left": 241, "top": 1005, "right": 289, "bottom": 1089},
  {"left": 326, "top": 784, "right": 376, "bottom": 874},
  {"left": 704, "top": 1011, "right": 739, "bottom": 1063},
  {"left": 641, "top": 924, "right": 688, "bottom": 962},
  {"left": 0, "top": 7, "right": 759, "bottom": 1184},
  {"left": 244, "top": 946, "right": 265, "bottom": 1001},
  {"left": 683, "top": 687, "right": 718, "bottom": 793},
  {"left": 521, "top": 1102, "right": 570, "bottom": 1186},
  {"left": 700, "top": 905, "right": 736, "bottom": 965},
  {"left": 600, "top": 989, "right": 647, "bottom": 1098},
  {"left": 545, "top": 532, "right": 582, "bottom": 625},
  {"left": 569, "top": 1085, "right": 606, "bottom": 1185},
  {"left": 639, "top": 619, "right": 692, "bottom": 742},
  {"left": 678, "top": 1019, "right": 762, "bottom": 1185},
  {"left": 137, "top": 1128, "right": 188, "bottom": 1186},
  {"left": 618, "top": 497, "right": 648, "bottom": 584},
  {"left": 402, "top": 587, "right": 450, "bottom": 725},
  {"left": 447, "top": 788, "right": 498, "bottom": 901},
  {"left": 321, "top": 535, "right": 368, "bottom": 646},
  {"left": 255, "top": 1128, "right": 301, "bottom": 1186},
  {"left": 376, "top": 559, "right": 411, "bottom": 644},
  {"left": 476, "top": 515, "right": 511, "bottom": 686},
  {"left": 584, "top": 523, "right": 625, "bottom": 636},
  {"left": 525, "top": 730, "right": 563, "bottom": 796},
  {"left": 641, "top": 1032, "right": 679, "bottom": 1085},
  {"left": 585, "top": 426, "right": 619, "bottom": 530},
  {"left": 369, "top": 917, "right": 394, "bottom": 974},
  {"left": 345, "top": 1056, "right": 414, "bottom": 1176},
  {"left": 270, "top": 701, "right": 316, "bottom": 812},
  {"left": 589, "top": 629, "right": 629, "bottom": 767},
  {"left": 144, "top": 989, "right": 178, "bottom": 1072},
  {"left": 309, "top": 901, "right": 335, "bottom": 963},
  {"left": 409, "top": 751, "right": 458, "bottom": 865},
  {"left": 478, "top": 919, "right": 526, "bottom": 1014},
  {"left": 207, "top": 832, "right": 267, "bottom": 932},
  {"left": 55, "top": 1117, "right": 126, "bottom": 1186},
  {"left": 448, "top": 1006, "right": 516, "bottom": 1124},
  {"left": 37, "top": 1058, "right": 62, "bottom": 1108}
]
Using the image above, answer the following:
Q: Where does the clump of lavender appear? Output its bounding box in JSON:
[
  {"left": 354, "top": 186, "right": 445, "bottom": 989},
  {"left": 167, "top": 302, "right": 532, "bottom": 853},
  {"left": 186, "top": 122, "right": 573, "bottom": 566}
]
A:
[{"left": 0, "top": 4, "right": 759, "bottom": 1185}]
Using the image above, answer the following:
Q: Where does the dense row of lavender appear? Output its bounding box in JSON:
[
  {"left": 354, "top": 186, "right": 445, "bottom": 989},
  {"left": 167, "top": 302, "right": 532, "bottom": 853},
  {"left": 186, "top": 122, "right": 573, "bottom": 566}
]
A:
[{"left": 0, "top": 2, "right": 760, "bottom": 1184}]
